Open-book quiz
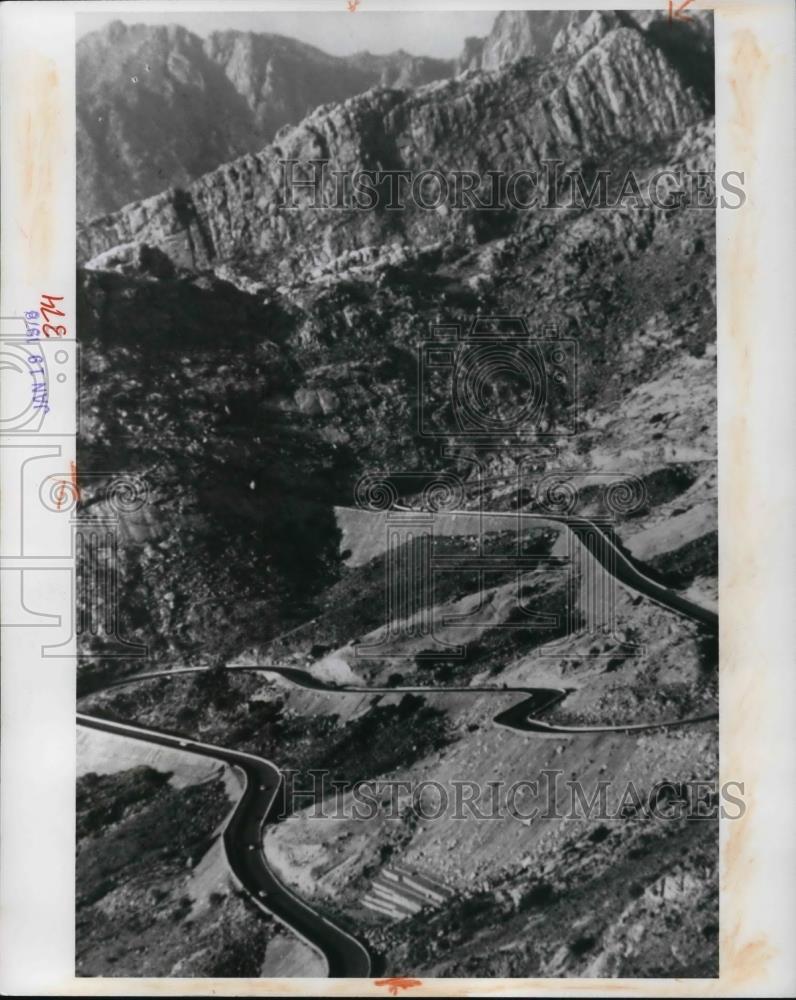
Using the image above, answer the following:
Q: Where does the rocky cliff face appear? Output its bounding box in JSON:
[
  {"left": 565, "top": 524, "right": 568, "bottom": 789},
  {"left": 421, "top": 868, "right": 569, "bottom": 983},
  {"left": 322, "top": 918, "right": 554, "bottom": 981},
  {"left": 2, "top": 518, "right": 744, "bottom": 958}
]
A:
[
  {"left": 77, "top": 22, "right": 255, "bottom": 222},
  {"left": 479, "top": 9, "right": 577, "bottom": 69},
  {"left": 77, "top": 21, "right": 453, "bottom": 220},
  {"left": 454, "top": 35, "right": 485, "bottom": 74},
  {"left": 464, "top": 8, "right": 714, "bottom": 71},
  {"left": 205, "top": 32, "right": 452, "bottom": 139},
  {"left": 78, "top": 13, "right": 712, "bottom": 274}
]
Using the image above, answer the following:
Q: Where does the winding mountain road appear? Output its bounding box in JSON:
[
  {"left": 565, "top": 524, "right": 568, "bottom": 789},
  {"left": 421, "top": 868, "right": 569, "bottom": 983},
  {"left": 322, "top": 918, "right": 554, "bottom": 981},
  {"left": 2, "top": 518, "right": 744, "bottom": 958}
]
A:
[
  {"left": 91, "top": 664, "right": 717, "bottom": 736},
  {"left": 77, "top": 499, "right": 717, "bottom": 974},
  {"left": 77, "top": 666, "right": 716, "bottom": 975},
  {"left": 77, "top": 712, "right": 371, "bottom": 977},
  {"left": 393, "top": 502, "right": 718, "bottom": 630}
]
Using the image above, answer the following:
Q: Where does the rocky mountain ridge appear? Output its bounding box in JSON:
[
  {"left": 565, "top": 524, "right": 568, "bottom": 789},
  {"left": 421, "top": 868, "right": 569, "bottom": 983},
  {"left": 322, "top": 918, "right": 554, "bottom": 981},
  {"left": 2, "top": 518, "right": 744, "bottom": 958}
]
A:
[
  {"left": 77, "top": 9, "right": 713, "bottom": 224},
  {"left": 78, "top": 20, "right": 454, "bottom": 220},
  {"left": 457, "top": 8, "right": 712, "bottom": 70},
  {"left": 78, "top": 11, "right": 713, "bottom": 278}
]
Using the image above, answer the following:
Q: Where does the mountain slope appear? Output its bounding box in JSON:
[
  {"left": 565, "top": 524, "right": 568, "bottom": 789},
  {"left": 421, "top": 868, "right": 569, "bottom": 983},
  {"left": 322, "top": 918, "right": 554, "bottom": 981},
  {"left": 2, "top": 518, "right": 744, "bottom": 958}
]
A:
[
  {"left": 458, "top": 8, "right": 713, "bottom": 71},
  {"left": 77, "top": 14, "right": 712, "bottom": 274},
  {"left": 77, "top": 11, "right": 719, "bottom": 979},
  {"left": 77, "top": 21, "right": 453, "bottom": 220},
  {"left": 76, "top": 10, "right": 717, "bottom": 669}
]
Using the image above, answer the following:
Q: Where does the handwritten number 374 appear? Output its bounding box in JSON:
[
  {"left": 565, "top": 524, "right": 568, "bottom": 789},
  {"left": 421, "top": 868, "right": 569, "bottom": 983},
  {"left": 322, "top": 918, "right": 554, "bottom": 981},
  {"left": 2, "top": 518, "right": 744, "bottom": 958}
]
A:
[{"left": 40, "top": 294, "right": 67, "bottom": 337}]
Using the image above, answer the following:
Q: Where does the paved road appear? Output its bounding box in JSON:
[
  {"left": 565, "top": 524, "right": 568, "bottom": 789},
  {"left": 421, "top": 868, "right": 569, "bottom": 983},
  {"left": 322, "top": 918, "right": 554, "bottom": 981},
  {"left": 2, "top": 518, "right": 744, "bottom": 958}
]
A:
[
  {"left": 492, "top": 701, "right": 718, "bottom": 735},
  {"left": 76, "top": 502, "right": 718, "bottom": 968},
  {"left": 99, "top": 664, "right": 568, "bottom": 703},
  {"left": 76, "top": 713, "right": 371, "bottom": 977},
  {"left": 393, "top": 503, "right": 718, "bottom": 630},
  {"left": 90, "top": 663, "right": 717, "bottom": 735}
]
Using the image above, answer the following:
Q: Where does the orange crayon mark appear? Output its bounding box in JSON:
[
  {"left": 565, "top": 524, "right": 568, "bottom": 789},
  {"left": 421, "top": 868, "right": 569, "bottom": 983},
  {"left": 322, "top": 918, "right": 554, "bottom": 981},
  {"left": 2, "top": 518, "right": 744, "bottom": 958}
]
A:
[
  {"left": 55, "top": 461, "right": 80, "bottom": 510},
  {"left": 668, "top": 0, "right": 695, "bottom": 23},
  {"left": 70, "top": 460, "right": 80, "bottom": 502},
  {"left": 347, "top": 0, "right": 360, "bottom": 11},
  {"left": 374, "top": 979, "right": 423, "bottom": 997}
]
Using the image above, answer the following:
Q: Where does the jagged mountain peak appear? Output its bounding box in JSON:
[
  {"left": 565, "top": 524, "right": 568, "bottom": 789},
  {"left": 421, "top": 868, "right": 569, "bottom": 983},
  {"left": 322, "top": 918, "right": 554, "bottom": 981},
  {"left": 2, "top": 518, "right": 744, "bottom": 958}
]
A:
[
  {"left": 77, "top": 21, "right": 453, "bottom": 221},
  {"left": 480, "top": 9, "right": 579, "bottom": 69},
  {"left": 457, "top": 7, "right": 712, "bottom": 75},
  {"left": 79, "top": 11, "right": 713, "bottom": 277}
]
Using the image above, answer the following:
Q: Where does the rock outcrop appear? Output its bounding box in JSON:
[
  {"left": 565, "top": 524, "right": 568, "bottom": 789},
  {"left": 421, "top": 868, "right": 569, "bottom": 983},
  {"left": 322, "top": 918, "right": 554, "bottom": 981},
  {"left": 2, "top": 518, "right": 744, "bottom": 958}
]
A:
[
  {"left": 78, "top": 20, "right": 453, "bottom": 220},
  {"left": 462, "top": 8, "right": 713, "bottom": 71},
  {"left": 78, "top": 14, "right": 713, "bottom": 276},
  {"left": 478, "top": 9, "right": 578, "bottom": 69}
]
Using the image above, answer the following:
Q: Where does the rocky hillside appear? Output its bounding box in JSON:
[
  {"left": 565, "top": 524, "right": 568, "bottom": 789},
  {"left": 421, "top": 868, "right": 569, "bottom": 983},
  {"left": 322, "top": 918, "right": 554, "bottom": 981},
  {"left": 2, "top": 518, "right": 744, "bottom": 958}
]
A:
[
  {"left": 78, "top": 11, "right": 713, "bottom": 274},
  {"left": 457, "top": 8, "right": 713, "bottom": 72},
  {"left": 77, "top": 20, "right": 453, "bottom": 220},
  {"left": 76, "top": 727, "right": 323, "bottom": 976},
  {"left": 76, "top": 9, "right": 717, "bottom": 674},
  {"left": 77, "top": 8, "right": 719, "bottom": 979}
]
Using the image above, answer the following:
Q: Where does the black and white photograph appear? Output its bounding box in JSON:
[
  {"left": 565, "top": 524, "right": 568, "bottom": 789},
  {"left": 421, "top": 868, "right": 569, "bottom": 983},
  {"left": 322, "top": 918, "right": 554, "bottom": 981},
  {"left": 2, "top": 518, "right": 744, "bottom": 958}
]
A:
[
  {"left": 67, "top": 4, "right": 729, "bottom": 980},
  {"left": 4, "top": 0, "right": 796, "bottom": 994}
]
